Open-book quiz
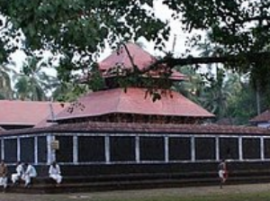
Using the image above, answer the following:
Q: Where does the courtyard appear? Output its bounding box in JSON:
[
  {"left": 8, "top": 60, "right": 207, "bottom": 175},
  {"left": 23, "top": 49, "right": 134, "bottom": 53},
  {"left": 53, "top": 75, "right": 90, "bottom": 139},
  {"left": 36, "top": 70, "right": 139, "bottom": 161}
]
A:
[{"left": 1, "top": 183, "right": 270, "bottom": 201}]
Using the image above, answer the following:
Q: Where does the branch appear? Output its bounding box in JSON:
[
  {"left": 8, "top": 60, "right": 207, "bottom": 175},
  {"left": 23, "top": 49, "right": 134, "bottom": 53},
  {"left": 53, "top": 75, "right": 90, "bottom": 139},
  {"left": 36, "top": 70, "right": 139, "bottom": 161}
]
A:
[{"left": 141, "top": 51, "right": 270, "bottom": 73}]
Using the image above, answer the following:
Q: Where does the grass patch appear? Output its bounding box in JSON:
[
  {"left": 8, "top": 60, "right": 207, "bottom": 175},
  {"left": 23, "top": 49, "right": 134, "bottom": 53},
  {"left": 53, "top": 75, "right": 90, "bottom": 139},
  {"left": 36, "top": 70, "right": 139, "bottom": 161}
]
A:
[{"left": 2, "top": 185, "right": 270, "bottom": 201}]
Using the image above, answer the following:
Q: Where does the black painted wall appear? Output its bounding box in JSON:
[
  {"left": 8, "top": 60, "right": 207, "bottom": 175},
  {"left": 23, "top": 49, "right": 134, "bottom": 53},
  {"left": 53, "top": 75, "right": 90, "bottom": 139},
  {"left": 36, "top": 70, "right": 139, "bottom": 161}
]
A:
[
  {"left": 21, "top": 137, "right": 35, "bottom": 163},
  {"left": 38, "top": 137, "right": 47, "bottom": 163},
  {"left": 169, "top": 137, "right": 190, "bottom": 160},
  {"left": 4, "top": 139, "right": 17, "bottom": 163},
  {"left": 220, "top": 138, "right": 239, "bottom": 160},
  {"left": 243, "top": 138, "right": 260, "bottom": 159},
  {"left": 195, "top": 138, "right": 215, "bottom": 160},
  {"left": 140, "top": 137, "right": 164, "bottom": 161},
  {"left": 110, "top": 136, "right": 135, "bottom": 162},
  {"left": 56, "top": 136, "right": 73, "bottom": 162},
  {"left": 78, "top": 136, "right": 105, "bottom": 162}
]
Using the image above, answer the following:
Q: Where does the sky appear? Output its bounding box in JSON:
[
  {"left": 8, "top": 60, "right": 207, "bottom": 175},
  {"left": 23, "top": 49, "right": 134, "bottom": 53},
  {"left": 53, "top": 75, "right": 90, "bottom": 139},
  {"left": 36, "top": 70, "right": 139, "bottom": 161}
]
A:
[{"left": 9, "top": 1, "right": 204, "bottom": 75}]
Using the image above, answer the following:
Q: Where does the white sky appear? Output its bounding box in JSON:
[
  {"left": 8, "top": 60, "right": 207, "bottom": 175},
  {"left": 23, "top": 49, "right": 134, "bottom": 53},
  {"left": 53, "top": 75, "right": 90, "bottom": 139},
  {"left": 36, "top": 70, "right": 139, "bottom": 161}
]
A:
[{"left": 9, "top": 1, "right": 204, "bottom": 75}]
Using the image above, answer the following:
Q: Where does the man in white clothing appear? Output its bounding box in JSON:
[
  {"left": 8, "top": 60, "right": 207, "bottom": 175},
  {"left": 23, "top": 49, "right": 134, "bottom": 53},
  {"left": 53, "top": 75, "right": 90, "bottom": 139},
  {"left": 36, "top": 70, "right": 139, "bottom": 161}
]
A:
[
  {"left": 11, "top": 161, "right": 24, "bottom": 185},
  {"left": 49, "top": 161, "right": 62, "bottom": 185},
  {"left": 0, "top": 160, "right": 8, "bottom": 190},
  {"left": 22, "top": 163, "right": 37, "bottom": 187}
]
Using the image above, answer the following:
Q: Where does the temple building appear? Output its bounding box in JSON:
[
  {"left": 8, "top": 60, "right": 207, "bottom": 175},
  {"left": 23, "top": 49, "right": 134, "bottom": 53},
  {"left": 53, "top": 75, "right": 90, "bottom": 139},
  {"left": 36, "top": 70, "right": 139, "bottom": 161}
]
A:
[
  {"left": 0, "top": 43, "right": 270, "bottom": 190},
  {"left": 54, "top": 43, "right": 214, "bottom": 125},
  {"left": 250, "top": 109, "right": 270, "bottom": 128},
  {"left": 0, "top": 100, "right": 66, "bottom": 130}
]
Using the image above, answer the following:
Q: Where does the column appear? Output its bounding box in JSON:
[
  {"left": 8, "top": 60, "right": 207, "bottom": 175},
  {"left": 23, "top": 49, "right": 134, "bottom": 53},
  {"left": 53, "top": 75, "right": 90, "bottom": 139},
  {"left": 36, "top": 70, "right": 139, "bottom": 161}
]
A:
[
  {"left": 47, "top": 135, "right": 55, "bottom": 164},
  {"left": 239, "top": 136, "right": 243, "bottom": 161},
  {"left": 191, "top": 136, "right": 195, "bottom": 161},
  {"left": 135, "top": 136, "right": 140, "bottom": 163},
  {"left": 17, "top": 137, "right": 20, "bottom": 162},
  {"left": 73, "top": 135, "right": 78, "bottom": 164},
  {"left": 34, "top": 136, "right": 38, "bottom": 165},
  {"left": 1, "top": 139, "right": 4, "bottom": 160},
  {"left": 215, "top": 136, "right": 220, "bottom": 161},
  {"left": 105, "top": 135, "right": 110, "bottom": 164},
  {"left": 164, "top": 136, "right": 169, "bottom": 163},
  {"left": 260, "top": 136, "right": 265, "bottom": 160}
]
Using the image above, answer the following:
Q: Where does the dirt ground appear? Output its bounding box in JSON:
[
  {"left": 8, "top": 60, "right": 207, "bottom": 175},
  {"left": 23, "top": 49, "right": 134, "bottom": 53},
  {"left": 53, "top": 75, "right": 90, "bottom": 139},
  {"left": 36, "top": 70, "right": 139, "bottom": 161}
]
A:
[{"left": 1, "top": 183, "right": 270, "bottom": 201}]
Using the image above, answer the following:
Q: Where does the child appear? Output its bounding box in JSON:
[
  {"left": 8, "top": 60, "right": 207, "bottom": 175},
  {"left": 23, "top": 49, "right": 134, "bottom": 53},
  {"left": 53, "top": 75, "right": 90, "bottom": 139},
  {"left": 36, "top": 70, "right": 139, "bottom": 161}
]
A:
[{"left": 218, "top": 159, "right": 228, "bottom": 188}]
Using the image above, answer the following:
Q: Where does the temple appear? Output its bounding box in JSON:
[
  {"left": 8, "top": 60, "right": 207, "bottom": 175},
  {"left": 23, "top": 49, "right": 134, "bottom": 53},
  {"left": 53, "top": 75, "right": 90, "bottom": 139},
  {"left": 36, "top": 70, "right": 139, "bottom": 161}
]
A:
[
  {"left": 54, "top": 43, "right": 214, "bottom": 124},
  {"left": 0, "top": 43, "right": 270, "bottom": 192}
]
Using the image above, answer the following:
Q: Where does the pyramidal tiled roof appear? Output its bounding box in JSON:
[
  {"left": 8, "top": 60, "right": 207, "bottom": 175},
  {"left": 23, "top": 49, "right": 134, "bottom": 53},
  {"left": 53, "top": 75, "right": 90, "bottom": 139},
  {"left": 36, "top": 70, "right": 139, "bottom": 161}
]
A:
[
  {"left": 98, "top": 43, "right": 186, "bottom": 81},
  {"left": 250, "top": 109, "right": 270, "bottom": 123},
  {"left": 55, "top": 88, "right": 214, "bottom": 121}
]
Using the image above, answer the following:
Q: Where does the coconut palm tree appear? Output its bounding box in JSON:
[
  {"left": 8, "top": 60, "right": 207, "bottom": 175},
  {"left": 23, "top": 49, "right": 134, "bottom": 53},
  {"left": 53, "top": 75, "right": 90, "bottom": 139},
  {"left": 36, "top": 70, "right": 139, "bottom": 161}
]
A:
[
  {"left": 173, "top": 65, "right": 206, "bottom": 104},
  {"left": 0, "top": 62, "right": 16, "bottom": 99},
  {"left": 200, "top": 68, "right": 232, "bottom": 119},
  {"left": 14, "top": 56, "right": 58, "bottom": 101},
  {"left": 53, "top": 81, "right": 90, "bottom": 102}
]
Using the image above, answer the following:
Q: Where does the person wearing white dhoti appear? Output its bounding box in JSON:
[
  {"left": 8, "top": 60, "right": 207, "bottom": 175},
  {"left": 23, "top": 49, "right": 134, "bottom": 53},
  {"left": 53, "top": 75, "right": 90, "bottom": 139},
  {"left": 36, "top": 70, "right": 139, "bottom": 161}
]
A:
[
  {"left": 0, "top": 160, "right": 8, "bottom": 189},
  {"left": 11, "top": 161, "right": 24, "bottom": 185},
  {"left": 49, "top": 161, "right": 62, "bottom": 184},
  {"left": 22, "top": 163, "right": 37, "bottom": 187}
]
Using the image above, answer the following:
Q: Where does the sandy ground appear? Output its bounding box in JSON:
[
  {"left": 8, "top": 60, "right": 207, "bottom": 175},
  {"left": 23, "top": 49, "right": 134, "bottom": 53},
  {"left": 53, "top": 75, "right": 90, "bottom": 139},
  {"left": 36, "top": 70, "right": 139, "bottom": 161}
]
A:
[{"left": 1, "top": 183, "right": 270, "bottom": 201}]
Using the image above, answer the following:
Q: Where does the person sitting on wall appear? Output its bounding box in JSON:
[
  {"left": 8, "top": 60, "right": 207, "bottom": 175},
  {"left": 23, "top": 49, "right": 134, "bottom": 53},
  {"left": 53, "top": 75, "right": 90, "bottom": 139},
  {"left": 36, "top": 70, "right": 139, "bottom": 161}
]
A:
[
  {"left": 22, "top": 163, "right": 37, "bottom": 188},
  {"left": 11, "top": 161, "right": 24, "bottom": 185},
  {"left": 218, "top": 159, "right": 228, "bottom": 189},
  {"left": 0, "top": 160, "right": 8, "bottom": 190},
  {"left": 49, "top": 161, "right": 62, "bottom": 185}
]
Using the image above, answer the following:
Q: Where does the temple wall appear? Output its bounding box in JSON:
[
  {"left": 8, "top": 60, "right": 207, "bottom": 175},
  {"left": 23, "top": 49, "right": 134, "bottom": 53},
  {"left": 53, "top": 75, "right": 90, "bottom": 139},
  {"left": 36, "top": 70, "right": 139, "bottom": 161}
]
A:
[{"left": 1, "top": 131, "right": 270, "bottom": 178}]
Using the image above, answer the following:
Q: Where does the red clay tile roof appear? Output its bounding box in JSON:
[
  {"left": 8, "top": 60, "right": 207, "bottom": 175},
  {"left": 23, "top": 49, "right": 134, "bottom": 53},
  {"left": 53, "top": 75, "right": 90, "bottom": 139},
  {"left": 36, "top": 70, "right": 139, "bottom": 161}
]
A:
[
  {"left": 34, "top": 118, "right": 58, "bottom": 128},
  {"left": 0, "top": 100, "right": 66, "bottom": 126},
  {"left": 54, "top": 87, "right": 214, "bottom": 121},
  {"left": 99, "top": 43, "right": 186, "bottom": 81},
  {"left": 0, "top": 122, "right": 269, "bottom": 136},
  {"left": 250, "top": 109, "right": 270, "bottom": 123}
]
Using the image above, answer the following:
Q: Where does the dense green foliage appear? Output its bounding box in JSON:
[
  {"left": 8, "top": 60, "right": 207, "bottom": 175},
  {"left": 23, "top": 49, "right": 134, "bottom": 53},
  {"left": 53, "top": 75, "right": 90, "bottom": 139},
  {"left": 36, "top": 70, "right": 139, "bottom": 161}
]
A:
[
  {"left": 0, "top": 0, "right": 170, "bottom": 81},
  {"left": 0, "top": 1, "right": 270, "bottom": 83},
  {"left": 0, "top": 0, "right": 270, "bottom": 123}
]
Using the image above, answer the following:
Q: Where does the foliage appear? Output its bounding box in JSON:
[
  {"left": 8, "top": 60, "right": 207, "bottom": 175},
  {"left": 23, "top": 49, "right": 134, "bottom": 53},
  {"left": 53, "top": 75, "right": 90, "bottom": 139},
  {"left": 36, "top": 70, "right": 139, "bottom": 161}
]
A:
[
  {"left": 0, "top": 0, "right": 170, "bottom": 81},
  {"left": 52, "top": 82, "right": 89, "bottom": 102},
  {"left": 0, "top": 62, "right": 15, "bottom": 99},
  {"left": 0, "top": 1, "right": 270, "bottom": 90},
  {"left": 13, "top": 56, "right": 58, "bottom": 101},
  {"left": 170, "top": 0, "right": 270, "bottom": 92},
  {"left": 175, "top": 64, "right": 266, "bottom": 125},
  {"left": 0, "top": 0, "right": 270, "bottom": 116}
]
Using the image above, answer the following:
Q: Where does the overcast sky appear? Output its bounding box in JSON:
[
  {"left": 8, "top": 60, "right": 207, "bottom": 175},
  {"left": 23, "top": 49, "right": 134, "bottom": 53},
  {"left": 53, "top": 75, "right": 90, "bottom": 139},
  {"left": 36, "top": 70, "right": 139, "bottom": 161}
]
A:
[{"left": 10, "top": 1, "right": 204, "bottom": 75}]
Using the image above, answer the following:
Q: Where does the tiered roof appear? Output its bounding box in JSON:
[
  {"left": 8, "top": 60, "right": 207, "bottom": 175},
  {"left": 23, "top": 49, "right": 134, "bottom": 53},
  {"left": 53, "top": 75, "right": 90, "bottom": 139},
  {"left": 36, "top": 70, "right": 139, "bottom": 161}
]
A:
[
  {"left": 55, "top": 43, "right": 214, "bottom": 123},
  {"left": 54, "top": 87, "right": 214, "bottom": 122},
  {"left": 99, "top": 43, "right": 186, "bottom": 81}
]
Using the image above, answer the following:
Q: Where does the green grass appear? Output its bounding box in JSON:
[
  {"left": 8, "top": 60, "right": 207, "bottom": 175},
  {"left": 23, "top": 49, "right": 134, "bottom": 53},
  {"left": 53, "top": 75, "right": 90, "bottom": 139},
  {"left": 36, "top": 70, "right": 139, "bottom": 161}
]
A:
[{"left": 1, "top": 185, "right": 270, "bottom": 201}]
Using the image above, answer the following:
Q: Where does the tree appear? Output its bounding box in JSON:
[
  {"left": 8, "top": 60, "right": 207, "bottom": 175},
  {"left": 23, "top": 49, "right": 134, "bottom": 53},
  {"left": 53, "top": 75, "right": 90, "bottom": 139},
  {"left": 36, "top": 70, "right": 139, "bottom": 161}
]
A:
[
  {"left": 51, "top": 82, "right": 90, "bottom": 102},
  {"left": 1, "top": 1, "right": 270, "bottom": 93},
  {"left": 173, "top": 65, "right": 206, "bottom": 104},
  {"left": 226, "top": 80, "right": 259, "bottom": 125},
  {"left": 0, "top": 1, "right": 170, "bottom": 80},
  {"left": 0, "top": 62, "right": 16, "bottom": 99},
  {"left": 14, "top": 56, "right": 57, "bottom": 101}
]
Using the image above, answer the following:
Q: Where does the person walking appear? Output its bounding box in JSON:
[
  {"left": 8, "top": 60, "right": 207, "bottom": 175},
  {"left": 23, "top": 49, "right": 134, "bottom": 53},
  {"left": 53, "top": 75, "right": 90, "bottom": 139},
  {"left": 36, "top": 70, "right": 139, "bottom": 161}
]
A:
[{"left": 218, "top": 159, "right": 228, "bottom": 189}]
